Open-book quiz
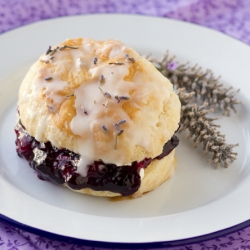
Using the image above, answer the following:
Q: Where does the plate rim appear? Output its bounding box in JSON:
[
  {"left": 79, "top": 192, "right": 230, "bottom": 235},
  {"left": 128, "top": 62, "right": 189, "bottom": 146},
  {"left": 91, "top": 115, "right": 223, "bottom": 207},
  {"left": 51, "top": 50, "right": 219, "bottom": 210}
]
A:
[
  {"left": 1, "top": 214, "right": 250, "bottom": 248},
  {"left": 0, "top": 12, "right": 249, "bottom": 47}
]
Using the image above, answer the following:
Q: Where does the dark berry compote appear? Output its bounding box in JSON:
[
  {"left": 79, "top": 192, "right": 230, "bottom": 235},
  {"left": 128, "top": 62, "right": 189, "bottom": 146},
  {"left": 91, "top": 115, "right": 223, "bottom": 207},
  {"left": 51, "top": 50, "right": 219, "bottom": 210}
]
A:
[{"left": 15, "top": 121, "right": 179, "bottom": 196}]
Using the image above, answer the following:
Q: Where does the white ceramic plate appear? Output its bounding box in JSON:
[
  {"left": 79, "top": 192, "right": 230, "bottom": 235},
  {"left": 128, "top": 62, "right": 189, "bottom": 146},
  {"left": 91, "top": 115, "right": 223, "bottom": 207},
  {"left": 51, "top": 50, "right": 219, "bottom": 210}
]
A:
[{"left": 1, "top": 14, "right": 250, "bottom": 247}]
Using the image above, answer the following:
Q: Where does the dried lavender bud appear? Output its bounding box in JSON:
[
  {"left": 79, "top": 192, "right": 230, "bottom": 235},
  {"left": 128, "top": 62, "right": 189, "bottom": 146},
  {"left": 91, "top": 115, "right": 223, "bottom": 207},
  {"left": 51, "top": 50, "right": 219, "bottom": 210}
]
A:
[
  {"left": 118, "top": 119, "right": 126, "bottom": 125},
  {"left": 99, "top": 75, "right": 104, "bottom": 84},
  {"left": 103, "top": 100, "right": 111, "bottom": 108},
  {"left": 66, "top": 93, "right": 74, "bottom": 98},
  {"left": 50, "top": 47, "right": 59, "bottom": 56},
  {"left": 115, "top": 95, "right": 120, "bottom": 103},
  {"left": 98, "top": 87, "right": 104, "bottom": 94},
  {"left": 80, "top": 105, "right": 88, "bottom": 115},
  {"left": 125, "top": 54, "right": 135, "bottom": 63},
  {"left": 45, "top": 77, "right": 53, "bottom": 81},
  {"left": 65, "top": 45, "right": 79, "bottom": 49},
  {"left": 114, "top": 120, "right": 126, "bottom": 132},
  {"left": 117, "top": 130, "right": 124, "bottom": 136},
  {"left": 46, "top": 46, "right": 51, "bottom": 55},
  {"left": 104, "top": 92, "right": 111, "bottom": 98},
  {"left": 114, "top": 95, "right": 130, "bottom": 103},
  {"left": 48, "top": 106, "right": 54, "bottom": 112},
  {"left": 59, "top": 45, "right": 79, "bottom": 50},
  {"left": 83, "top": 109, "right": 88, "bottom": 115},
  {"left": 114, "top": 123, "right": 120, "bottom": 131},
  {"left": 102, "top": 125, "right": 108, "bottom": 133},
  {"left": 120, "top": 96, "right": 130, "bottom": 101},
  {"left": 93, "top": 57, "right": 98, "bottom": 64},
  {"left": 109, "top": 62, "right": 124, "bottom": 65}
]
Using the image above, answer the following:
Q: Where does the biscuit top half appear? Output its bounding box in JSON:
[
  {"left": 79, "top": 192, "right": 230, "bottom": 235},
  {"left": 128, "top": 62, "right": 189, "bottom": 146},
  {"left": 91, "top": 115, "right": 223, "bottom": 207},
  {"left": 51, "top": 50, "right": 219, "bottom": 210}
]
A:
[{"left": 18, "top": 38, "right": 180, "bottom": 176}]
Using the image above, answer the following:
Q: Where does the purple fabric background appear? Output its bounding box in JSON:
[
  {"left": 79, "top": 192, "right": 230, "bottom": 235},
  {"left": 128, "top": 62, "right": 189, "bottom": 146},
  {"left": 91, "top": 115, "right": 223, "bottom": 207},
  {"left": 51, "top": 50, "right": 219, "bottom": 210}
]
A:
[
  {"left": 1, "top": 0, "right": 250, "bottom": 45},
  {"left": 1, "top": 0, "right": 250, "bottom": 249}
]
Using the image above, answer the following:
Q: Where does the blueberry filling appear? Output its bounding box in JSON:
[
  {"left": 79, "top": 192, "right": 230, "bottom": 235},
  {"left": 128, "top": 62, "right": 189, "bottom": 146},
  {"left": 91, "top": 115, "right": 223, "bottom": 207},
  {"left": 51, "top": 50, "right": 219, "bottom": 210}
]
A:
[{"left": 15, "top": 121, "right": 179, "bottom": 196}]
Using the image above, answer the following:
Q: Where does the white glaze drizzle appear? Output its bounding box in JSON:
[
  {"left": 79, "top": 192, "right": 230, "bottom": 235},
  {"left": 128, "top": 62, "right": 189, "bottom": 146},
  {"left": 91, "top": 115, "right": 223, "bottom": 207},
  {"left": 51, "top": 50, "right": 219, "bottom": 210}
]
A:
[
  {"left": 139, "top": 168, "right": 145, "bottom": 180},
  {"left": 25, "top": 38, "right": 171, "bottom": 174}
]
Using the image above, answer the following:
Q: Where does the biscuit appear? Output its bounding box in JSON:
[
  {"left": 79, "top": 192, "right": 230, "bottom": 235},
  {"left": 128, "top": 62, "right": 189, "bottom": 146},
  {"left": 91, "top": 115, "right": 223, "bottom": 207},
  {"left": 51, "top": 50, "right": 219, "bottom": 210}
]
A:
[{"left": 16, "top": 38, "right": 181, "bottom": 197}]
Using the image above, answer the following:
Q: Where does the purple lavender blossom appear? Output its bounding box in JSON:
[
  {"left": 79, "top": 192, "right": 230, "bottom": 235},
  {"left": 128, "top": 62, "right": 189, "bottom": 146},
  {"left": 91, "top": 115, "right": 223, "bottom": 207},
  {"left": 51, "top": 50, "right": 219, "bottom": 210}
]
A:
[{"left": 167, "top": 61, "right": 178, "bottom": 71}]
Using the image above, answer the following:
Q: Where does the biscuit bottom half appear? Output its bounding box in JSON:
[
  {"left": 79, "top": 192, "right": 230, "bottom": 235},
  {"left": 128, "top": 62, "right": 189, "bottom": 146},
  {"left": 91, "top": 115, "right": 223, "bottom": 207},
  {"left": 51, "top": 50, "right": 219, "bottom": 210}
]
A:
[{"left": 15, "top": 121, "right": 179, "bottom": 198}]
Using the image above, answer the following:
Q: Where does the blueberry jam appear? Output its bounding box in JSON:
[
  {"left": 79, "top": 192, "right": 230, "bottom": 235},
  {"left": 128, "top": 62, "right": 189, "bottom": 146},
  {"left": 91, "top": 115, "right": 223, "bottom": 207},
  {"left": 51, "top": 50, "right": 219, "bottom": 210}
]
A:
[{"left": 15, "top": 121, "right": 179, "bottom": 196}]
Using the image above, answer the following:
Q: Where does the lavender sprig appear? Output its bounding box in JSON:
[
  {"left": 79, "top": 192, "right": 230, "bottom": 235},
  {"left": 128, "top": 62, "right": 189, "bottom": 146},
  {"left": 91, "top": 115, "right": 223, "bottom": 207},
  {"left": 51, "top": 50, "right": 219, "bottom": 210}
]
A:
[
  {"left": 177, "top": 88, "right": 238, "bottom": 168},
  {"left": 148, "top": 51, "right": 241, "bottom": 116},
  {"left": 113, "top": 120, "right": 126, "bottom": 149},
  {"left": 146, "top": 51, "right": 240, "bottom": 167}
]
